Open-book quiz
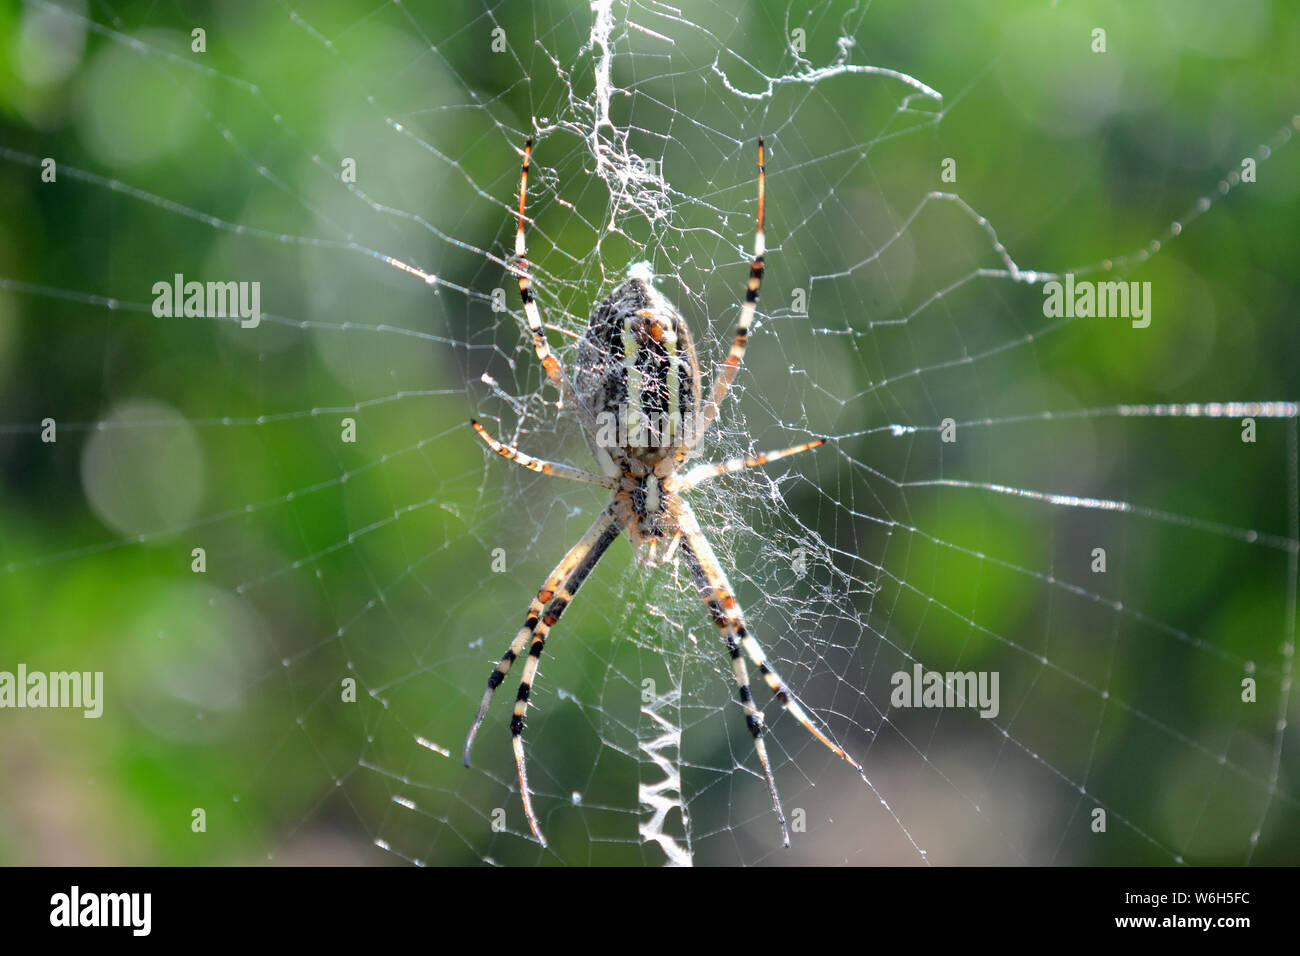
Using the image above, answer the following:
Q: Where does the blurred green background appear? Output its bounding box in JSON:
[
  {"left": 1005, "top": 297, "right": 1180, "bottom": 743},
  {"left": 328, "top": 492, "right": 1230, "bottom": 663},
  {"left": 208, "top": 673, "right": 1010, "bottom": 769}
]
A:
[{"left": 0, "top": 0, "right": 1297, "bottom": 865}]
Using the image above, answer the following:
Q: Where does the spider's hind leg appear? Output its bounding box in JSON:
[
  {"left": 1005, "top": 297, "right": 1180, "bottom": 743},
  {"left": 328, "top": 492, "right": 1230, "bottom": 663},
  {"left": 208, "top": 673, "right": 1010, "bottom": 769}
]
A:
[
  {"left": 512, "top": 138, "right": 565, "bottom": 393},
  {"left": 507, "top": 138, "right": 603, "bottom": 437},
  {"left": 686, "top": 138, "right": 766, "bottom": 453}
]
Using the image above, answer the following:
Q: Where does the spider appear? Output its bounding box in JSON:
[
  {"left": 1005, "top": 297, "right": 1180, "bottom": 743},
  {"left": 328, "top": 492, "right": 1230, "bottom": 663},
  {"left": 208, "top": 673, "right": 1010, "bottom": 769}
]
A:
[{"left": 461, "top": 137, "right": 860, "bottom": 848}]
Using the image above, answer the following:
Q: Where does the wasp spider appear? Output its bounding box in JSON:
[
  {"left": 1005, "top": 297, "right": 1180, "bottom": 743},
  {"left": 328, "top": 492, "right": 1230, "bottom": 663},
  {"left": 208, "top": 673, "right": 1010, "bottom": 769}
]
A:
[{"left": 462, "top": 138, "right": 860, "bottom": 848}]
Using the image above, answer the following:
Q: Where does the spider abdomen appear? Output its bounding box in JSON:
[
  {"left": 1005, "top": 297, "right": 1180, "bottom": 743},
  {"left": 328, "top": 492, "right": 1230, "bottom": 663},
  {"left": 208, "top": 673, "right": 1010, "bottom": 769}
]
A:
[{"left": 575, "top": 276, "right": 702, "bottom": 469}]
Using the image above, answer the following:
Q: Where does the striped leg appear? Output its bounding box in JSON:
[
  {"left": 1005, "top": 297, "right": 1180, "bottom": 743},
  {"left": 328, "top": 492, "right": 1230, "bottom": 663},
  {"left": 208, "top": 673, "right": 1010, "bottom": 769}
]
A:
[
  {"left": 686, "top": 138, "right": 766, "bottom": 453},
  {"left": 675, "top": 499, "right": 859, "bottom": 847},
  {"left": 512, "top": 139, "right": 583, "bottom": 403},
  {"left": 507, "top": 514, "right": 624, "bottom": 847},
  {"left": 463, "top": 504, "right": 623, "bottom": 771},
  {"left": 677, "top": 438, "right": 824, "bottom": 491},
  {"left": 512, "top": 138, "right": 564, "bottom": 389},
  {"left": 470, "top": 420, "right": 616, "bottom": 489},
  {"left": 509, "top": 138, "right": 604, "bottom": 439}
]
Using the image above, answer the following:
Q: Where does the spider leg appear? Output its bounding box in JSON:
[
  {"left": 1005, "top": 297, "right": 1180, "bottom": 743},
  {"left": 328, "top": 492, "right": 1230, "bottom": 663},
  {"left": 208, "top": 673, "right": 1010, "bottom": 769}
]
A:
[
  {"left": 464, "top": 503, "right": 626, "bottom": 848},
  {"left": 677, "top": 438, "right": 823, "bottom": 491},
  {"left": 510, "top": 513, "right": 624, "bottom": 847},
  {"left": 674, "top": 499, "right": 859, "bottom": 846},
  {"left": 687, "top": 138, "right": 766, "bottom": 453},
  {"left": 510, "top": 138, "right": 604, "bottom": 440},
  {"left": 470, "top": 420, "right": 616, "bottom": 488},
  {"left": 463, "top": 503, "right": 622, "bottom": 768},
  {"left": 512, "top": 137, "right": 566, "bottom": 392}
]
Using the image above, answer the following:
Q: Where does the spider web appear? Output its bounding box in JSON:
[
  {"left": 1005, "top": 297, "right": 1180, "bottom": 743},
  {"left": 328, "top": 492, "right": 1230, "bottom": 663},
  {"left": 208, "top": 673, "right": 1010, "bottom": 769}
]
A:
[{"left": 1, "top": 0, "right": 1297, "bottom": 866}]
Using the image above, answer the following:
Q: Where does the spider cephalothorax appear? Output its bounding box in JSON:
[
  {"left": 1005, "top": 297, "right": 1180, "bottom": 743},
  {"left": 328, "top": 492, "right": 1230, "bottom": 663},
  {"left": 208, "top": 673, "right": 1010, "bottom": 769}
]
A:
[{"left": 462, "top": 138, "right": 860, "bottom": 848}]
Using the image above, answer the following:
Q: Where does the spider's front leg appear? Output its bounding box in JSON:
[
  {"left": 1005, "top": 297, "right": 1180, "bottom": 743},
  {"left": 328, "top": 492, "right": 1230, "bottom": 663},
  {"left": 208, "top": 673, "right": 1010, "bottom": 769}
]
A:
[
  {"left": 673, "top": 498, "right": 859, "bottom": 847},
  {"left": 463, "top": 503, "right": 626, "bottom": 848}
]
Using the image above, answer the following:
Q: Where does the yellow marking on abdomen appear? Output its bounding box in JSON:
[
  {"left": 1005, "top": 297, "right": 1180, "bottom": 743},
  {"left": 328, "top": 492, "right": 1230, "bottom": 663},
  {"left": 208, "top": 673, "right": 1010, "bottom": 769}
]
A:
[{"left": 622, "top": 316, "right": 641, "bottom": 445}]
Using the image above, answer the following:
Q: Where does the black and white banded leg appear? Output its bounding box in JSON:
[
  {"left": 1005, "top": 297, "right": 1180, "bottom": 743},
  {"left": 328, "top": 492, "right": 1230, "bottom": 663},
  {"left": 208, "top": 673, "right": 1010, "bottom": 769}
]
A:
[
  {"left": 470, "top": 419, "right": 615, "bottom": 489},
  {"left": 511, "top": 138, "right": 568, "bottom": 394},
  {"left": 463, "top": 504, "right": 626, "bottom": 847},
  {"left": 686, "top": 138, "right": 766, "bottom": 453},
  {"left": 676, "top": 438, "right": 824, "bottom": 492},
  {"left": 509, "top": 136, "right": 606, "bottom": 443},
  {"left": 674, "top": 498, "right": 859, "bottom": 846}
]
